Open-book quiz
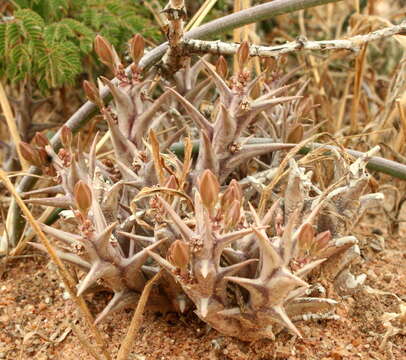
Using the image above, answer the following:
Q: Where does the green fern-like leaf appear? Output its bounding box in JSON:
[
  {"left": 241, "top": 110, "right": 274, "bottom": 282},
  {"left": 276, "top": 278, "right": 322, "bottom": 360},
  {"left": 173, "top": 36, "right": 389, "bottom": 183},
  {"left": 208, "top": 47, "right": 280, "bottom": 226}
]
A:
[
  {"left": 15, "top": 0, "right": 70, "bottom": 22},
  {"left": 1, "top": 0, "right": 161, "bottom": 92},
  {"left": 44, "top": 19, "right": 94, "bottom": 54},
  {"left": 5, "top": 22, "right": 22, "bottom": 52},
  {"left": 15, "top": 8, "right": 45, "bottom": 37},
  {"left": 7, "top": 43, "right": 31, "bottom": 82},
  {"left": 79, "top": 0, "right": 161, "bottom": 50},
  {"left": 0, "top": 23, "right": 6, "bottom": 59},
  {"left": 38, "top": 41, "right": 81, "bottom": 89}
]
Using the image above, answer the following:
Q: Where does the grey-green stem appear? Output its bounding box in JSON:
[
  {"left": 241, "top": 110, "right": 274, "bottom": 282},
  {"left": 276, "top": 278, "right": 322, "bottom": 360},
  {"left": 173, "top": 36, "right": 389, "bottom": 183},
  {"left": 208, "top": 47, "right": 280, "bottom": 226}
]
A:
[{"left": 170, "top": 139, "right": 406, "bottom": 180}]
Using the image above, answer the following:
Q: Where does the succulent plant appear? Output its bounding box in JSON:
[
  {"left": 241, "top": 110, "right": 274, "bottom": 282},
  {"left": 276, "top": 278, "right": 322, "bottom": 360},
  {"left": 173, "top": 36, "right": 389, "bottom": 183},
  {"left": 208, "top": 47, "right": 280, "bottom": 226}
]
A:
[{"left": 21, "top": 35, "right": 383, "bottom": 341}]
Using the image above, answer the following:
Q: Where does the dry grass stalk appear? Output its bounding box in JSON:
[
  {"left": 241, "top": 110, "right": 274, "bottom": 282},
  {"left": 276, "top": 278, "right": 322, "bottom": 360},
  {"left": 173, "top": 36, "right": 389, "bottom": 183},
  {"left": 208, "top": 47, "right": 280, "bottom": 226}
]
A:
[
  {"left": 0, "top": 82, "right": 29, "bottom": 170},
  {"left": 335, "top": 75, "right": 353, "bottom": 133},
  {"left": 350, "top": 44, "right": 367, "bottom": 133},
  {"left": 298, "top": 9, "right": 325, "bottom": 99},
  {"left": 116, "top": 271, "right": 163, "bottom": 360},
  {"left": 70, "top": 322, "right": 106, "bottom": 360},
  {"left": 143, "top": 0, "right": 166, "bottom": 29},
  {"left": 258, "top": 132, "right": 327, "bottom": 216},
  {"left": 396, "top": 98, "right": 406, "bottom": 152},
  {"left": 185, "top": 0, "right": 219, "bottom": 31}
]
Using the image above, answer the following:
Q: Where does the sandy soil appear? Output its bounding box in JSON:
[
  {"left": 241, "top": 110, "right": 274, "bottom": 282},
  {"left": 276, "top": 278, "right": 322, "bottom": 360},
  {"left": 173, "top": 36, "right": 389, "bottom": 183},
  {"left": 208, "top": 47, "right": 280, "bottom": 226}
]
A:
[{"left": 0, "top": 202, "right": 405, "bottom": 360}]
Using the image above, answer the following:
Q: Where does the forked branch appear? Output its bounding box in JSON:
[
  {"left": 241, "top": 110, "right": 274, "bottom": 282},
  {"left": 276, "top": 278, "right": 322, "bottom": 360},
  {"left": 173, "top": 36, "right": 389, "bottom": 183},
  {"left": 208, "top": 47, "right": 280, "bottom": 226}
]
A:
[{"left": 161, "top": 0, "right": 188, "bottom": 74}]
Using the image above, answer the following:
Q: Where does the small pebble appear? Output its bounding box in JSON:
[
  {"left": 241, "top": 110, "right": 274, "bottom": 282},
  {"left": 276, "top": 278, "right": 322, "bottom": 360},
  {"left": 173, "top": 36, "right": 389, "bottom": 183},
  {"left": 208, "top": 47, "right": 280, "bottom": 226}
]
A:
[
  {"left": 134, "top": 356, "right": 146, "bottom": 360},
  {"left": 383, "top": 273, "right": 393, "bottom": 283},
  {"left": 366, "top": 270, "right": 378, "bottom": 282},
  {"left": 369, "top": 235, "right": 385, "bottom": 252},
  {"left": 62, "top": 291, "right": 70, "bottom": 300},
  {"left": 25, "top": 304, "right": 35, "bottom": 313}
]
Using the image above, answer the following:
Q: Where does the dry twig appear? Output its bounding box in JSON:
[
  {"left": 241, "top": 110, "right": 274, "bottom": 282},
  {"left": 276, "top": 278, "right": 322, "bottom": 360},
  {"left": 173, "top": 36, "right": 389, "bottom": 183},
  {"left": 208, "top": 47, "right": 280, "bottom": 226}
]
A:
[
  {"left": 116, "top": 271, "right": 163, "bottom": 360},
  {"left": 182, "top": 21, "right": 406, "bottom": 57},
  {"left": 0, "top": 82, "right": 29, "bottom": 170}
]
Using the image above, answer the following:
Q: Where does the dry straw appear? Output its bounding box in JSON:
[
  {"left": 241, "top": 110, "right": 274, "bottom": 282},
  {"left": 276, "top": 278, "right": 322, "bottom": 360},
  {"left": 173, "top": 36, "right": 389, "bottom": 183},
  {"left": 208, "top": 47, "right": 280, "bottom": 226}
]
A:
[{"left": 0, "top": 82, "right": 29, "bottom": 170}]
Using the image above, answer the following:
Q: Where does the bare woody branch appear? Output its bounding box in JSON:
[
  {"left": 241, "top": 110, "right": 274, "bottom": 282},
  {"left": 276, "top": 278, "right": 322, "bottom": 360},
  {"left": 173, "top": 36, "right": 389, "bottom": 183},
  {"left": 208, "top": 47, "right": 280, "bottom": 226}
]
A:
[
  {"left": 161, "top": 0, "right": 188, "bottom": 74},
  {"left": 182, "top": 21, "right": 406, "bottom": 57}
]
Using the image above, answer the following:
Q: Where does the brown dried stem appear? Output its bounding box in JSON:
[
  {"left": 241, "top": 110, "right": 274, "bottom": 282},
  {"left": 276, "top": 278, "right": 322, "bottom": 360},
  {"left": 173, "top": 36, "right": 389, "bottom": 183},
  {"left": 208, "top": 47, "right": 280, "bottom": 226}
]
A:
[
  {"left": 116, "top": 271, "right": 163, "bottom": 360},
  {"left": 70, "top": 322, "right": 106, "bottom": 360},
  {"left": 0, "top": 82, "right": 29, "bottom": 170},
  {"left": 258, "top": 133, "right": 326, "bottom": 216}
]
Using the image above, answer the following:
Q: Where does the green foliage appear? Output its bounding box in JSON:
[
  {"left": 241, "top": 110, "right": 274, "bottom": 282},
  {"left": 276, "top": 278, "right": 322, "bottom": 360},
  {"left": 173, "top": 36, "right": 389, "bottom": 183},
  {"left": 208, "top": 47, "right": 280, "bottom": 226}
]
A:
[
  {"left": 0, "top": 1, "right": 161, "bottom": 92},
  {"left": 0, "top": 9, "right": 81, "bottom": 90},
  {"left": 80, "top": 1, "right": 160, "bottom": 52}
]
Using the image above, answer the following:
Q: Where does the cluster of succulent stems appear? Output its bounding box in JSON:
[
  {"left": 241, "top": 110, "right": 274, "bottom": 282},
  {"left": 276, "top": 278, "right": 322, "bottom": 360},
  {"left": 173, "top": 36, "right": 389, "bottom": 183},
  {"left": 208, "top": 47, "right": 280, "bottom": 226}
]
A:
[
  {"left": 6, "top": 0, "right": 406, "bottom": 350},
  {"left": 13, "top": 18, "right": 387, "bottom": 341}
]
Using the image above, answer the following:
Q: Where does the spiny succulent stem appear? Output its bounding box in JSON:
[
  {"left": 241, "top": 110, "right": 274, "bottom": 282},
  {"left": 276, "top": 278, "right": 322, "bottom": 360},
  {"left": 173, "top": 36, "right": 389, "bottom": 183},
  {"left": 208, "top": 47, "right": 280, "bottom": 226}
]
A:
[
  {"left": 1, "top": 0, "right": 346, "bottom": 251},
  {"left": 5, "top": 139, "right": 402, "bottom": 255},
  {"left": 0, "top": 170, "right": 111, "bottom": 360}
]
